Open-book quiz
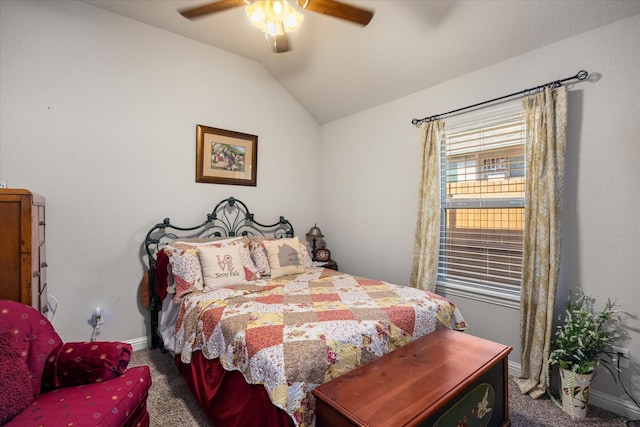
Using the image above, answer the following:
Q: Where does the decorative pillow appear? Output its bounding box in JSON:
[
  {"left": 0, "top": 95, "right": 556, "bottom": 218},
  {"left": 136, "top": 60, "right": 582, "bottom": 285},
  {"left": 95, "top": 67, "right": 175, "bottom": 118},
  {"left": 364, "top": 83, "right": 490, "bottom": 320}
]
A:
[
  {"left": 0, "top": 332, "right": 33, "bottom": 424},
  {"left": 198, "top": 244, "right": 249, "bottom": 289},
  {"left": 299, "top": 241, "right": 314, "bottom": 268},
  {"left": 163, "top": 237, "right": 259, "bottom": 300},
  {"left": 262, "top": 236, "right": 306, "bottom": 278},
  {"left": 44, "top": 341, "right": 132, "bottom": 388},
  {"left": 196, "top": 239, "right": 259, "bottom": 281},
  {"left": 249, "top": 237, "right": 274, "bottom": 276},
  {"left": 231, "top": 240, "right": 261, "bottom": 281},
  {"left": 163, "top": 242, "right": 206, "bottom": 300},
  {"left": 250, "top": 237, "right": 313, "bottom": 276}
]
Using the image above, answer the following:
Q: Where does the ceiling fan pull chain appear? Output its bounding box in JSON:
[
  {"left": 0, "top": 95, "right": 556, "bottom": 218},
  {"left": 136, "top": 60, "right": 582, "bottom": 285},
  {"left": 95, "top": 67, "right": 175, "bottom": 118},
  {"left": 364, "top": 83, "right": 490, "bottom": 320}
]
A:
[{"left": 300, "top": 0, "right": 310, "bottom": 10}]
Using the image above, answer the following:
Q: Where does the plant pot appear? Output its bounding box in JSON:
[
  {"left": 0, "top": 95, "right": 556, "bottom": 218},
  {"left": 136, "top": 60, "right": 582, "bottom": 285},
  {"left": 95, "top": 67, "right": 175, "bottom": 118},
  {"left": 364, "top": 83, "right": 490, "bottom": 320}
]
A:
[{"left": 559, "top": 368, "right": 594, "bottom": 419}]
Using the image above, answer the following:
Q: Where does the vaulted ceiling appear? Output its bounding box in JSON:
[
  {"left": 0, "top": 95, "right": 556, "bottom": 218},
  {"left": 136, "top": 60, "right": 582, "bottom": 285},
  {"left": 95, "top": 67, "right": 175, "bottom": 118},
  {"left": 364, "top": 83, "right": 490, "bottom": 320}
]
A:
[{"left": 82, "top": 0, "right": 640, "bottom": 124}]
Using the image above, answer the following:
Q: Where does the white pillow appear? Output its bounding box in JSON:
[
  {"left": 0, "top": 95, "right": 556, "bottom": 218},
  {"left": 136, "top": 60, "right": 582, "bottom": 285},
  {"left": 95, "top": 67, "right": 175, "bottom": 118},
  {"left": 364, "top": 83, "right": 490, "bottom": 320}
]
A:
[
  {"left": 262, "top": 236, "right": 306, "bottom": 278},
  {"left": 198, "top": 244, "right": 248, "bottom": 289}
]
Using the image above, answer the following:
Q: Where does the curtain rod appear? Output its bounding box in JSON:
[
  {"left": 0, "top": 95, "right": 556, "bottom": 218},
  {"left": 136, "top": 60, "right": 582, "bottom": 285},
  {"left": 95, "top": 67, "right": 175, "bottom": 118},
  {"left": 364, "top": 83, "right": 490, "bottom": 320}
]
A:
[{"left": 411, "top": 70, "right": 588, "bottom": 127}]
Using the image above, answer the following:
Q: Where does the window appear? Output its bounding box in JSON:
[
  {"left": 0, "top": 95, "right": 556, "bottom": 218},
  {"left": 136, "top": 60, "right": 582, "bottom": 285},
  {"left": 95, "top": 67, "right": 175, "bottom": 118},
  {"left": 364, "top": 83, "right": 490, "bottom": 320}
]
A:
[{"left": 437, "top": 103, "right": 525, "bottom": 305}]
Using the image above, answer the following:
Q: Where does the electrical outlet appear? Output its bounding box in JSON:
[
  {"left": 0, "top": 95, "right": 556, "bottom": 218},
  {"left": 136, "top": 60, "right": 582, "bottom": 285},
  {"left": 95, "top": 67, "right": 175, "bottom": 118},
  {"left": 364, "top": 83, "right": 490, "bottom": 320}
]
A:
[
  {"left": 93, "top": 307, "right": 104, "bottom": 326},
  {"left": 611, "top": 345, "right": 630, "bottom": 369}
]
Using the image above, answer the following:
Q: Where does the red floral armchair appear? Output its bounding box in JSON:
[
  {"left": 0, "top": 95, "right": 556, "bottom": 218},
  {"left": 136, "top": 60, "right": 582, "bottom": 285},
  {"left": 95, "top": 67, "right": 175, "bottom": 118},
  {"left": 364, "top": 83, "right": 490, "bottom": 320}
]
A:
[{"left": 0, "top": 300, "right": 151, "bottom": 426}]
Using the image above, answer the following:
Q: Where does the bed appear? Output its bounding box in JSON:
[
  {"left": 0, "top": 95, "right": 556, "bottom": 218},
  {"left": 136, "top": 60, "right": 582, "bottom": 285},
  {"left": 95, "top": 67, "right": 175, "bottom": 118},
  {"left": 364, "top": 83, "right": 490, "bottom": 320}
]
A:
[{"left": 143, "top": 197, "right": 468, "bottom": 427}]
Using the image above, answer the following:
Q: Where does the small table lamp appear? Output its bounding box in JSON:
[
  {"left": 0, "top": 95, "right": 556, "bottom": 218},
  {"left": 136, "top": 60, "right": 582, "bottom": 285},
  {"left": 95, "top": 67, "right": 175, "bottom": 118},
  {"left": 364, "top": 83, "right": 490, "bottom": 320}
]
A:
[{"left": 305, "top": 224, "right": 324, "bottom": 261}]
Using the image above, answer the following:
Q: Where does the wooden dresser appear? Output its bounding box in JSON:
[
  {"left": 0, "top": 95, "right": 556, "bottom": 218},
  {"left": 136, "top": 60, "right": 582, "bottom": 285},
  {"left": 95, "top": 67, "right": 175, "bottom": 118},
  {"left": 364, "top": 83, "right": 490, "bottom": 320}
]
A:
[
  {"left": 0, "top": 189, "right": 47, "bottom": 313},
  {"left": 313, "top": 328, "right": 512, "bottom": 427}
]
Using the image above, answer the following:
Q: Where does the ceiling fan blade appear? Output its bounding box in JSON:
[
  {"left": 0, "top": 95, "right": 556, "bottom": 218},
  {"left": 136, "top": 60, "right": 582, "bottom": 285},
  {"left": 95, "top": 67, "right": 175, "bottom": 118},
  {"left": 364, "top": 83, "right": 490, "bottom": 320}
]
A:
[
  {"left": 266, "top": 32, "right": 290, "bottom": 53},
  {"left": 179, "top": 0, "right": 246, "bottom": 19},
  {"left": 299, "top": 0, "right": 373, "bottom": 26}
]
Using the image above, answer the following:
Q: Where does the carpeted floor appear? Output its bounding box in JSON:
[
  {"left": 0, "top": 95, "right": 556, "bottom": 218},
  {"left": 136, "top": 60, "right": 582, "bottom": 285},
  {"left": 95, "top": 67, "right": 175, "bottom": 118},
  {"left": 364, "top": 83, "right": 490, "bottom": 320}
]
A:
[{"left": 130, "top": 348, "right": 632, "bottom": 426}]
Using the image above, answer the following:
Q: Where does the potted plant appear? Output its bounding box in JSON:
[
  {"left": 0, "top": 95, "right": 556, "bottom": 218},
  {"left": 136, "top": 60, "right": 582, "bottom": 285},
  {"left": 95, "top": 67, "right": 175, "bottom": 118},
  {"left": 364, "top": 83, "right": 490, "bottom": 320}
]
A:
[{"left": 546, "top": 290, "right": 623, "bottom": 419}]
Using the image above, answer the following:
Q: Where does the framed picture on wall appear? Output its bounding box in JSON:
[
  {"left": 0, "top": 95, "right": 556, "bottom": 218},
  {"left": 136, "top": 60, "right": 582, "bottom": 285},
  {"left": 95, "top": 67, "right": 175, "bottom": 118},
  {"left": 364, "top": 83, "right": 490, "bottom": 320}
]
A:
[{"left": 195, "top": 124, "right": 258, "bottom": 186}]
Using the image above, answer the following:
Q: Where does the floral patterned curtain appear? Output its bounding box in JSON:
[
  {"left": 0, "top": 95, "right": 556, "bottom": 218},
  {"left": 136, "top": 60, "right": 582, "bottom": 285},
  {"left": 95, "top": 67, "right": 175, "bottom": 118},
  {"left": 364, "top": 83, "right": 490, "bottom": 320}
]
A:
[
  {"left": 410, "top": 120, "right": 444, "bottom": 291},
  {"left": 515, "top": 86, "right": 567, "bottom": 398}
]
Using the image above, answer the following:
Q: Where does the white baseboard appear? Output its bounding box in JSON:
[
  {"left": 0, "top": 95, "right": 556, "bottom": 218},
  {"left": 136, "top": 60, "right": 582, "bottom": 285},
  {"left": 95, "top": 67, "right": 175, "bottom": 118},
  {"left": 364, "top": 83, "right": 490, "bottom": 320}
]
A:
[
  {"left": 507, "top": 360, "right": 640, "bottom": 420},
  {"left": 591, "top": 389, "right": 640, "bottom": 421},
  {"left": 508, "top": 359, "right": 522, "bottom": 377},
  {"left": 126, "top": 336, "right": 150, "bottom": 352}
]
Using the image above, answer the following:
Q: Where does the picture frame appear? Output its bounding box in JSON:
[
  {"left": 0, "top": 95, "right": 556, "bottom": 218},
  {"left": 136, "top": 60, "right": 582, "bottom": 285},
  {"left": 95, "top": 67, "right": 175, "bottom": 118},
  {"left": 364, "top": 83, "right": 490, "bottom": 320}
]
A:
[{"left": 195, "top": 124, "right": 258, "bottom": 186}]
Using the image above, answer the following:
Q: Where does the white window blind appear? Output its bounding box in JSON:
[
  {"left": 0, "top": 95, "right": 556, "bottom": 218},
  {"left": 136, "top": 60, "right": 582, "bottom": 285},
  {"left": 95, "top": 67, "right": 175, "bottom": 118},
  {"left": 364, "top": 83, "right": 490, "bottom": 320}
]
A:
[{"left": 438, "top": 103, "right": 525, "bottom": 296}]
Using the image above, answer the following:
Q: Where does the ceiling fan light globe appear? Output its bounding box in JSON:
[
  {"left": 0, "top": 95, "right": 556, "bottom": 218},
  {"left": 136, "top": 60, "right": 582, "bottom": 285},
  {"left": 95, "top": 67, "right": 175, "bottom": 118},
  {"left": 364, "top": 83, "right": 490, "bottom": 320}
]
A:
[
  {"left": 283, "top": 9, "right": 303, "bottom": 32},
  {"left": 246, "top": 3, "right": 267, "bottom": 30},
  {"left": 250, "top": 12, "right": 265, "bottom": 26},
  {"left": 264, "top": 0, "right": 288, "bottom": 20},
  {"left": 270, "top": 0, "right": 284, "bottom": 15}
]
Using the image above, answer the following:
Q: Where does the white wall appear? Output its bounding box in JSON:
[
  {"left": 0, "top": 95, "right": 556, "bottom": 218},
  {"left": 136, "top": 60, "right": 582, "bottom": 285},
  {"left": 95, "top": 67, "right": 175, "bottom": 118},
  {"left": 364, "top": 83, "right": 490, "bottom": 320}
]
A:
[
  {"left": 0, "top": 0, "right": 320, "bottom": 343},
  {"left": 320, "top": 15, "right": 639, "bottom": 418},
  {"left": 1, "top": 0, "right": 638, "bottom": 419}
]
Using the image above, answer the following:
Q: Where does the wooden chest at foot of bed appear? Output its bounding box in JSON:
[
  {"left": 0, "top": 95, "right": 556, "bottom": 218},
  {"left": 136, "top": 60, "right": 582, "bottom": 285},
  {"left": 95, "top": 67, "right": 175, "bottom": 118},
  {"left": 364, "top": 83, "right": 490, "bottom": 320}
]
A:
[{"left": 312, "top": 328, "right": 512, "bottom": 427}]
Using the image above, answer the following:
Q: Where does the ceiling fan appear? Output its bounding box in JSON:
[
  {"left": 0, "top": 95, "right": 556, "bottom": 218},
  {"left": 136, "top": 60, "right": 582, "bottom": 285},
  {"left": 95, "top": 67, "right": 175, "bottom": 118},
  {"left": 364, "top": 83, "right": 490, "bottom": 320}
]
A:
[{"left": 179, "top": 0, "right": 374, "bottom": 53}]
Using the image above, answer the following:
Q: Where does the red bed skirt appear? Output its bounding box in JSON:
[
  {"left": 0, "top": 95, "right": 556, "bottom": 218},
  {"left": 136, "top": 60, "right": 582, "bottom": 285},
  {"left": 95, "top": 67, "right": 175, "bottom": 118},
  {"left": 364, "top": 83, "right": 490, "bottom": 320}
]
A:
[{"left": 176, "top": 351, "right": 295, "bottom": 427}]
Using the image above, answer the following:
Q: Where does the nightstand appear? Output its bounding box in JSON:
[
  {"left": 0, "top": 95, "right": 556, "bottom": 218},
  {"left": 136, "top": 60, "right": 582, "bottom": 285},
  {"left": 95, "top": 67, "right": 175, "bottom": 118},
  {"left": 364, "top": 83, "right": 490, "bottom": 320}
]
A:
[
  {"left": 324, "top": 260, "right": 338, "bottom": 271},
  {"left": 313, "top": 260, "right": 339, "bottom": 271}
]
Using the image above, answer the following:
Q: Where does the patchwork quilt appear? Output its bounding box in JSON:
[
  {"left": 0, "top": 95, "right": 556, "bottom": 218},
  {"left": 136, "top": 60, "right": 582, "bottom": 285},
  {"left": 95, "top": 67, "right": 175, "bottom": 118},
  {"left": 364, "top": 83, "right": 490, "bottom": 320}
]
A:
[{"left": 174, "top": 267, "right": 467, "bottom": 427}]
